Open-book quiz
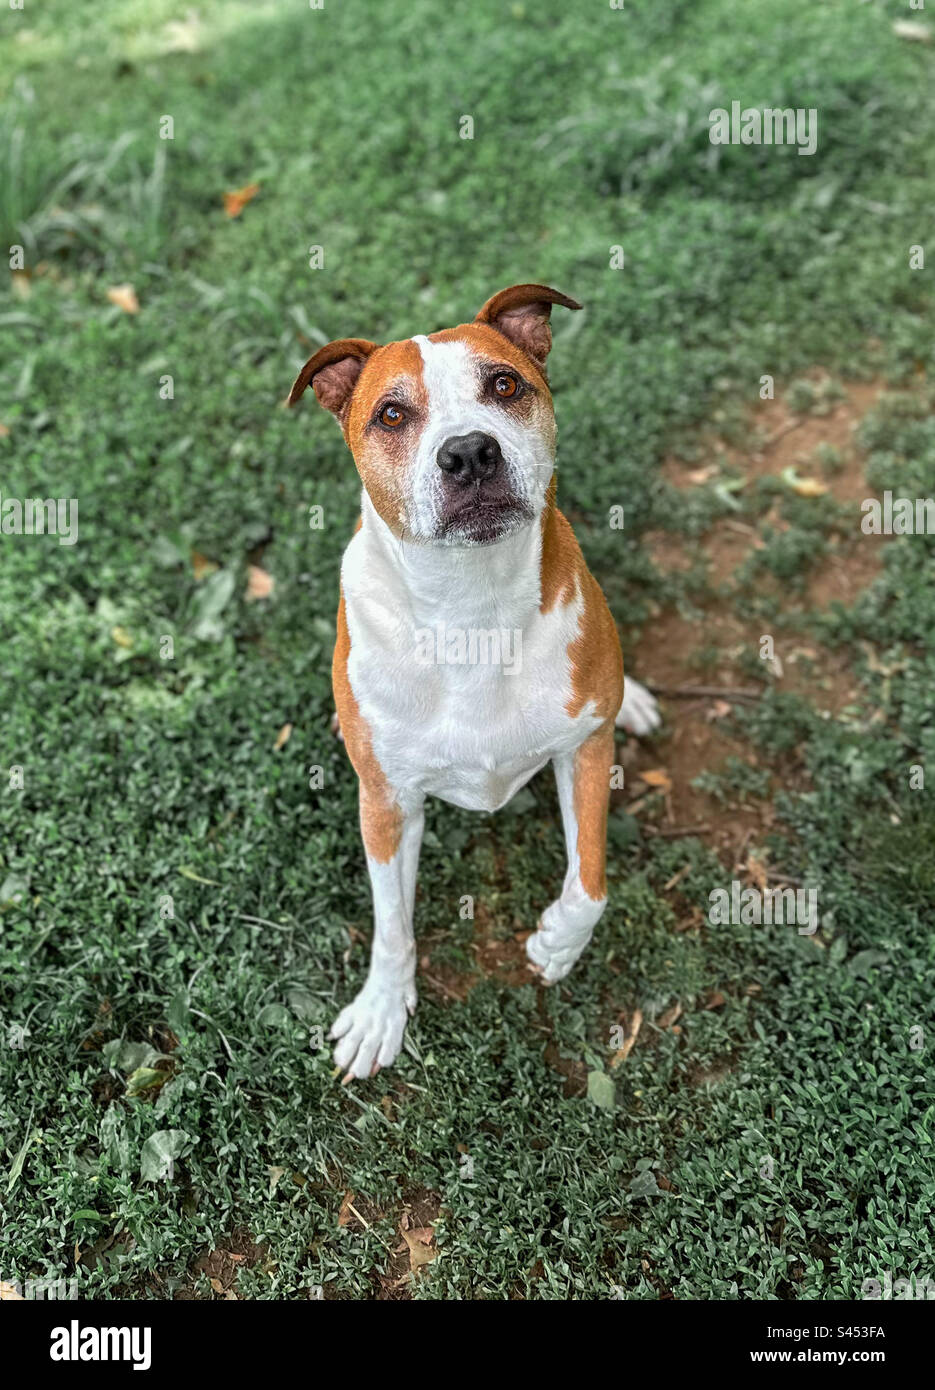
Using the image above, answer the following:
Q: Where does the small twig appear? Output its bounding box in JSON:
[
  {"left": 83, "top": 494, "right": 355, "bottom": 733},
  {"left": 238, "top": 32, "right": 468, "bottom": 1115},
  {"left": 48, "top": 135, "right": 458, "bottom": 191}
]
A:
[
  {"left": 763, "top": 417, "right": 805, "bottom": 448},
  {"left": 421, "top": 972, "right": 464, "bottom": 1002},
  {"left": 346, "top": 1203, "right": 395, "bottom": 1254},
  {"left": 237, "top": 913, "right": 294, "bottom": 932},
  {"left": 644, "top": 823, "right": 712, "bottom": 838},
  {"left": 648, "top": 683, "right": 762, "bottom": 702},
  {"left": 663, "top": 864, "right": 692, "bottom": 892}
]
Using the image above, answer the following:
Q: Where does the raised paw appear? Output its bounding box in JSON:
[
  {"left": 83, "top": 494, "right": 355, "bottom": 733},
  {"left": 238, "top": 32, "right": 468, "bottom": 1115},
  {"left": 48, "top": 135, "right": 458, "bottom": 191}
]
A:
[
  {"left": 329, "top": 981, "right": 415, "bottom": 1082},
  {"left": 615, "top": 676, "right": 661, "bottom": 737}
]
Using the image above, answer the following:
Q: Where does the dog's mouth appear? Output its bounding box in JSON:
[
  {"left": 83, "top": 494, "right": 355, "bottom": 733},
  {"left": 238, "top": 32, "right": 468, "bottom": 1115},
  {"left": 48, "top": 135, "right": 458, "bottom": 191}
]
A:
[{"left": 437, "top": 493, "right": 534, "bottom": 545}]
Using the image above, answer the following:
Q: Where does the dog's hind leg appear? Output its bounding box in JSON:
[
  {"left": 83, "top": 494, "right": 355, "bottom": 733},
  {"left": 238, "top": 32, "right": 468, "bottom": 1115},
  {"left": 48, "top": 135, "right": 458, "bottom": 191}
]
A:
[
  {"left": 526, "top": 720, "right": 615, "bottom": 985},
  {"left": 615, "top": 676, "right": 661, "bottom": 737}
]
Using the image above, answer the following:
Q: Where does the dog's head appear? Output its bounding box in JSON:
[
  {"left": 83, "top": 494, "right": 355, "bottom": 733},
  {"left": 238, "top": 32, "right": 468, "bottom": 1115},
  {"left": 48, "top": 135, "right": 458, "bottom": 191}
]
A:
[{"left": 287, "top": 284, "right": 581, "bottom": 546}]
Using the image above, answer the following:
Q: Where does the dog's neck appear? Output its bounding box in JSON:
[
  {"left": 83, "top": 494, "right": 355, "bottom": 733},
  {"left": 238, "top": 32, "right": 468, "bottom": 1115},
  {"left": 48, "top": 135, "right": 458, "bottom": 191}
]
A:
[{"left": 359, "top": 490, "right": 547, "bottom": 629}]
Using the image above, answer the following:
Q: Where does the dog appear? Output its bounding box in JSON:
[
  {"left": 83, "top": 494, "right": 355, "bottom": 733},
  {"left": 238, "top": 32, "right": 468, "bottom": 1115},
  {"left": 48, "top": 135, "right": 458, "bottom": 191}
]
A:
[{"left": 288, "top": 284, "right": 660, "bottom": 1081}]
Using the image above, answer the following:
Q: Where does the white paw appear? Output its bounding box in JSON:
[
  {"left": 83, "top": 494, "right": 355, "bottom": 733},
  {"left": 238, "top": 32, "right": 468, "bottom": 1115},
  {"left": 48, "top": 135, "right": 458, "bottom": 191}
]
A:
[
  {"left": 616, "top": 676, "right": 661, "bottom": 736},
  {"left": 330, "top": 710, "right": 344, "bottom": 743},
  {"left": 329, "top": 980, "right": 415, "bottom": 1081},
  {"left": 525, "top": 903, "right": 598, "bottom": 985}
]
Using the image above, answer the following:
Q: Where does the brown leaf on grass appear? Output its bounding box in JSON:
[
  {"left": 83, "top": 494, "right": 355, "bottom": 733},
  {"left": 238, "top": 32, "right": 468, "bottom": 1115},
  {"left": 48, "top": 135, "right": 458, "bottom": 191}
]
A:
[
  {"left": 246, "top": 564, "right": 274, "bottom": 601},
  {"left": 11, "top": 272, "right": 31, "bottom": 300},
  {"left": 224, "top": 183, "right": 260, "bottom": 218},
  {"left": 702, "top": 991, "right": 727, "bottom": 1011},
  {"left": 111, "top": 626, "right": 133, "bottom": 649},
  {"left": 273, "top": 722, "right": 293, "bottom": 751},
  {"left": 657, "top": 1002, "right": 683, "bottom": 1030},
  {"left": 609, "top": 1008, "right": 643, "bottom": 1068},
  {"left": 400, "top": 1216, "right": 437, "bottom": 1272},
  {"left": 0, "top": 424, "right": 9, "bottom": 438},
  {"left": 708, "top": 699, "right": 732, "bottom": 721},
  {"left": 191, "top": 550, "right": 219, "bottom": 581},
  {"left": 781, "top": 467, "right": 828, "bottom": 497},
  {"left": 747, "top": 852, "right": 769, "bottom": 892},
  {"left": 107, "top": 284, "right": 139, "bottom": 314},
  {"left": 0, "top": 1281, "right": 24, "bottom": 1300},
  {"left": 337, "top": 1190, "right": 356, "bottom": 1227},
  {"left": 686, "top": 464, "right": 718, "bottom": 485},
  {"left": 639, "top": 768, "right": 672, "bottom": 795}
]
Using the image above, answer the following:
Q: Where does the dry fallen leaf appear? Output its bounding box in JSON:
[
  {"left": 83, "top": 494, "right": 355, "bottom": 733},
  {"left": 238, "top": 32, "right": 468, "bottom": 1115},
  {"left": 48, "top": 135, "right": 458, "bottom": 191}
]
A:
[
  {"left": 781, "top": 466, "right": 828, "bottom": 497},
  {"left": 657, "top": 1002, "right": 683, "bottom": 1030},
  {"left": 0, "top": 423, "right": 10, "bottom": 438},
  {"left": 708, "top": 699, "right": 732, "bottom": 721},
  {"left": 337, "top": 1190, "right": 356, "bottom": 1228},
  {"left": 11, "top": 271, "right": 31, "bottom": 300},
  {"left": 273, "top": 722, "right": 293, "bottom": 751},
  {"left": 246, "top": 564, "right": 274, "bottom": 601},
  {"left": 609, "top": 1008, "right": 643, "bottom": 1068},
  {"left": 747, "top": 852, "right": 769, "bottom": 892},
  {"left": 111, "top": 626, "right": 134, "bottom": 649},
  {"left": 639, "top": 768, "right": 672, "bottom": 795},
  {"left": 0, "top": 1281, "right": 24, "bottom": 1301},
  {"left": 191, "top": 550, "right": 219, "bottom": 581},
  {"left": 686, "top": 464, "right": 718, "bottom": 485},
  {"left": 400, "top": 1220, "right": 437, "bottom": 1272},
  {"left": 224, "top": 182, "right": 260, "bottom": 218},
  {"left": 107, "top": 284, "right": 139, "bottom": 314}
]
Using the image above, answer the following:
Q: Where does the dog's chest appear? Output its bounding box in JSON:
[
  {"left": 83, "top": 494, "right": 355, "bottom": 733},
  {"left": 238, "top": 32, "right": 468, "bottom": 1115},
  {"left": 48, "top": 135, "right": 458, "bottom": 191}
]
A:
[{"left": 342, "top": 539, "right": 598, "bottom": 812}]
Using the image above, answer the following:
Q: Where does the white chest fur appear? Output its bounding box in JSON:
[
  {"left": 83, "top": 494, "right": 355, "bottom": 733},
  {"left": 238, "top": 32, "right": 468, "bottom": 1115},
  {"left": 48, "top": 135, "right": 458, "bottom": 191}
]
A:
[{"left": 340, "top": 498, "right": 601, "bottom": 813}]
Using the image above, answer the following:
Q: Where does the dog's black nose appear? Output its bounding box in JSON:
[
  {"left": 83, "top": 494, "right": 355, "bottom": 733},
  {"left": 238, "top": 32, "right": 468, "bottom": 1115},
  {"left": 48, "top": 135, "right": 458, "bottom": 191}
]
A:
[{"left": 436, "top": 431, "right": 502, "bottom": 484}]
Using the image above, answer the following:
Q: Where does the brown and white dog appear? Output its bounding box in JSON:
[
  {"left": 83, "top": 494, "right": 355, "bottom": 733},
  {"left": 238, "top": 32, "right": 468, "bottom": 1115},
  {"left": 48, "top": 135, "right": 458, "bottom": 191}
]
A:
[{"left": 288, "top": 284, "right": 659, "bottom": 1081}]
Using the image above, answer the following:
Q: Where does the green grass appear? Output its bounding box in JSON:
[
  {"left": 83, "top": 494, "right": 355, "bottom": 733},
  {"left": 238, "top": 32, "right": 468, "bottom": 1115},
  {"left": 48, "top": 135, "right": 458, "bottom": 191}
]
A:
[{"left": 1, "top": 0, "right": 934, "bottom": 1300}]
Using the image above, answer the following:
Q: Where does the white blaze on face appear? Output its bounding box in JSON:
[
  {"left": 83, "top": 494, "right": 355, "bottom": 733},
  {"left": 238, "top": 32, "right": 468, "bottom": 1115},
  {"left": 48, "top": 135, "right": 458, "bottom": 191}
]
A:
[{"left": 408, "top": 334, "right": 555, "bottom": 541}]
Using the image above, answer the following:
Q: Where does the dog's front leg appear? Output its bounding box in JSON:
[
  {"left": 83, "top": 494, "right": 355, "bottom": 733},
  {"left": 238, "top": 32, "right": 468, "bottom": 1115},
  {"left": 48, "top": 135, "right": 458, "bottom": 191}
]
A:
[
  {"left": 330, "top": 787, "right": 424, "bottom": 1081},
  {"left": 526, "top": 722, "right": 614, "bottom": 984}
]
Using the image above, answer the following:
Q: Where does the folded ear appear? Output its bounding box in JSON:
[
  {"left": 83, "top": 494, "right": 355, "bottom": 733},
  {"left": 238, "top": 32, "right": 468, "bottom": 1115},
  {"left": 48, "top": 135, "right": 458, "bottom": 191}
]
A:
[
  {"left": 474, "top": 284, "right": 582, "bottom": 369},
  {"left": 287, "top": 338, "right": 378, "bottom": 421}
]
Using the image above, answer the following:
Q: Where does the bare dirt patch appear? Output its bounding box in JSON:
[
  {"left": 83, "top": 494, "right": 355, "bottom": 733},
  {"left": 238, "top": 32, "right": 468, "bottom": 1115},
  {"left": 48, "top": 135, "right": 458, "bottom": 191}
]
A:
[
  {"left": 175, "top": 1229, "right": 270, "bottom": 1300},
  {"left": 628, "top": 375, "right": 889, "bottom": 861}
]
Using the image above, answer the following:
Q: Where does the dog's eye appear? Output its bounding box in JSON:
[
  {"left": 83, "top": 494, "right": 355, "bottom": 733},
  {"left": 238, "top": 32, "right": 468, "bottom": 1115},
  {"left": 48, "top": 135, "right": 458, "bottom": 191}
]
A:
[
  {"left": 378, "top": 403, "right": 406, "bottom": 428},
  {"left": 493, "top": 374, "right": 518, "bottom": 398}
]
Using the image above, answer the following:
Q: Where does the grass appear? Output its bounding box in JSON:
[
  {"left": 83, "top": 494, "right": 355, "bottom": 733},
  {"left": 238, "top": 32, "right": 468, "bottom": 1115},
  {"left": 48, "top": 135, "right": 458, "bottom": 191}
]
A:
[{"left": 1, "top": 0, "right": 934, "bottom": 1300}]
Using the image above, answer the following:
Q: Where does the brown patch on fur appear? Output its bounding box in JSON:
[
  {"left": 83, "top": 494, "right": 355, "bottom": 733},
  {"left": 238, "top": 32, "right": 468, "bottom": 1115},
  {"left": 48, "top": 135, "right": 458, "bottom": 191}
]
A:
[
  {"left": 342, "top": 338, "right": 428, "bottom": 534},
  {"left": 333, "top": 592, "right": 402, "bottom": 862},
  {"left": 572, "top": 721, "right": 615, "bottom": 899},
  {"left": 539, "top": 489, "right": 624, "bottom": 722}
]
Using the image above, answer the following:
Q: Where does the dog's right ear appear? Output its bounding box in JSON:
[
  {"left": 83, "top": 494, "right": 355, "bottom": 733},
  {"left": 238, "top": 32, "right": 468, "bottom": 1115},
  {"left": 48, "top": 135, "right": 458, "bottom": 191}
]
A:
[{"left": 286, "top": 338, "right": 378, "bottom": 422}]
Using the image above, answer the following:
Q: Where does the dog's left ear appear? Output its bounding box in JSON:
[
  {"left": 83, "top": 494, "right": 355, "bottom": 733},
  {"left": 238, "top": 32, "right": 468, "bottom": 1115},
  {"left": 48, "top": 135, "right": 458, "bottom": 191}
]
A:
[{"left": 475, "top": 283, "right": 582, "bottom": 369}]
